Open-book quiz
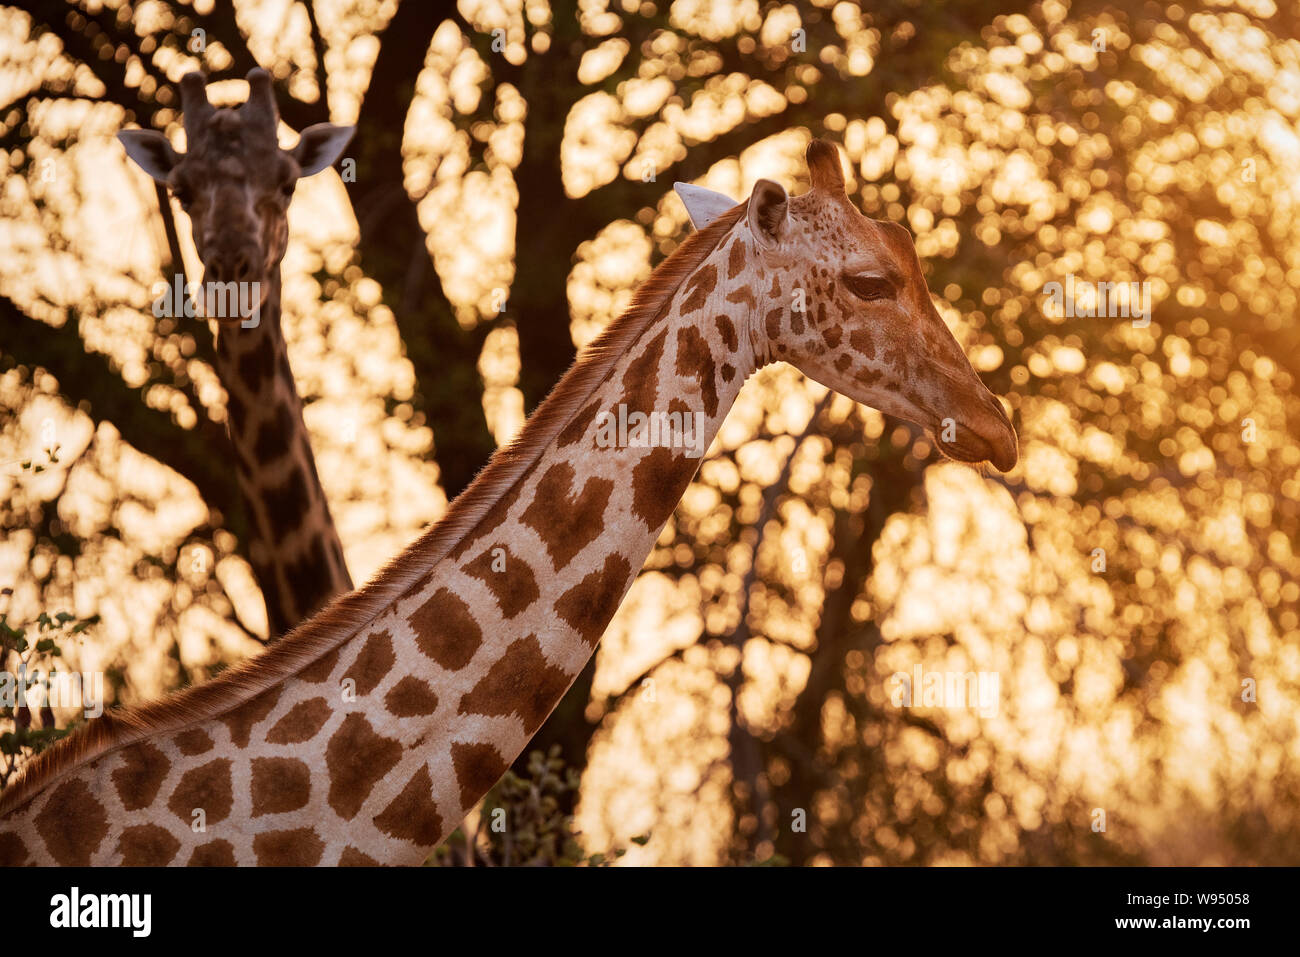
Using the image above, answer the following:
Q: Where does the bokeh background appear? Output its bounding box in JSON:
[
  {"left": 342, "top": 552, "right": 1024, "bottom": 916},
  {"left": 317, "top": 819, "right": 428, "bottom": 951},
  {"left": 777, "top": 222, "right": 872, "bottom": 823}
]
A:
[{"left": 2, "top": 0, "right": 1298, "bottom": 865}]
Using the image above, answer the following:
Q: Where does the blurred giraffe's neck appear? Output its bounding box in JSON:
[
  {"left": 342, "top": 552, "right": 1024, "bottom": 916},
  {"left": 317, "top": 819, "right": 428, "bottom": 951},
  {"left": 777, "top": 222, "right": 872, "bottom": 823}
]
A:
[{"left": 213, "top": 272, "right": 352, "bottom": 637}]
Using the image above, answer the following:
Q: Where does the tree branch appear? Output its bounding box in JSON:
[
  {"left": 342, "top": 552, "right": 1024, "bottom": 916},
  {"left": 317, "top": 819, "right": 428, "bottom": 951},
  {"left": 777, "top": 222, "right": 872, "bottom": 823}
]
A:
[{"left": 0, "top": 295, "right": 245, "bottom": 538}]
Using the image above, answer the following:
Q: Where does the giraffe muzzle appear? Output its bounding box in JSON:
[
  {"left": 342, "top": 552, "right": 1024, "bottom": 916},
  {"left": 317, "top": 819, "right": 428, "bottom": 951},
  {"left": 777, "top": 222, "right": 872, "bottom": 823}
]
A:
[
  {"left": 936, "top": 390, "right": 1018, "bottom": 472},
  {"left": 198, "top": 247, "right": 267, "bottom": 323},
  {"left": 206, "top": 246, "right": 260, "bottom": 287}
]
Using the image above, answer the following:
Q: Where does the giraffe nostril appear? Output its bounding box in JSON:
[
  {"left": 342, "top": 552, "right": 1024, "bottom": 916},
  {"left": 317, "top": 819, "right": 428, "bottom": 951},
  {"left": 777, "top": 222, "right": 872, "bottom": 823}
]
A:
[
  {"left": 233, "top": 249, "right": 256, "bottom": 284},
  {"left": 207, "top": 250, "right": 259, "bottom": 286},
  {"left": 986, "top": 391, "right": 1012, "bottom": 428},
  {"left": 207, "top": 254, "right": 230, "bottom": 284}
]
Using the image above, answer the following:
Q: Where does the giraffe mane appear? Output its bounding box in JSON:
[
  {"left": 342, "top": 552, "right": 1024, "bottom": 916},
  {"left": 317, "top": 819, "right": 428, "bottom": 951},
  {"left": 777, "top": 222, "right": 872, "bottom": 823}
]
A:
[{"left": 0, "top": 199, "right": 748, "bottom": 817}]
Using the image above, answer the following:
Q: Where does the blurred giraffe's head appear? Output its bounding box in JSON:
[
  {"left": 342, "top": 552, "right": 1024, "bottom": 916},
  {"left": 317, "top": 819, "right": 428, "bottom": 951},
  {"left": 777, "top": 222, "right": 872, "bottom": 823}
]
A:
[
  {"left": 676, "top": 139, "right": 1018, "bottom": 471},
  {"left": 118, "top": 68, "right": 353, "bottom": 322}
]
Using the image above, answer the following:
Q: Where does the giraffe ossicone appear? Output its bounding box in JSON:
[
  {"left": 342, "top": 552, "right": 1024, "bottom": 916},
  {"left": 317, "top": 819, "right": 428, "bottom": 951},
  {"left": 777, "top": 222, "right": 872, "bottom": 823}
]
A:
[{"left": 0, "top": 135, "right": 1016, "bottom": 865}]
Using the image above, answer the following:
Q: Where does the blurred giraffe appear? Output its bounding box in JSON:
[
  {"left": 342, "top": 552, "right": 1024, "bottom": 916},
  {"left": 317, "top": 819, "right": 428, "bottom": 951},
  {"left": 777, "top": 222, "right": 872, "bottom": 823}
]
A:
[
  {"left": 118, "top": 69, "right": 355, "bottom": 638},
  {"left": 0, "top": 139, "right": 1015, "bottom": 864}
]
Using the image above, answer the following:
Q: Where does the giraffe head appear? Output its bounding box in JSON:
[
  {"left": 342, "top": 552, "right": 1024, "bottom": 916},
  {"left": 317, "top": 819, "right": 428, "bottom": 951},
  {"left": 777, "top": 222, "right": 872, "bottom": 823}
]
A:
[
  {"left": 676, "top": 139, "right": 1018, "bottom": 472},
  {"left": 117, "top": 68, "right": 353, "bottom": 324}
]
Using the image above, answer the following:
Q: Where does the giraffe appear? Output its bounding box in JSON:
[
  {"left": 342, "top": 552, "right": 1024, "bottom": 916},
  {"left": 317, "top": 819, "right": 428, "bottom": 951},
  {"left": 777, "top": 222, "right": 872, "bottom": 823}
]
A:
[
  {"left": 118, "top": 69, "right": 356, "bottom": 638},
  {"left": 0, "top": 139, "right": 1017, "bottom": 865}
]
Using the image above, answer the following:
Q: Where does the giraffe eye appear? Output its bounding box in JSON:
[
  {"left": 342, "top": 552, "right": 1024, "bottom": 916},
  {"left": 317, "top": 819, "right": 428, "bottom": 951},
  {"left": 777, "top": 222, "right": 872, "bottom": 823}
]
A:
[
  {"left": 279, "top": 180, "right": 295, "bottom": 200},
  {"left": 171, "top": 185, "right": 193, "bottom": 210},
  {"left": 844, "top": 274, "right": 894, "bottom": 302}
]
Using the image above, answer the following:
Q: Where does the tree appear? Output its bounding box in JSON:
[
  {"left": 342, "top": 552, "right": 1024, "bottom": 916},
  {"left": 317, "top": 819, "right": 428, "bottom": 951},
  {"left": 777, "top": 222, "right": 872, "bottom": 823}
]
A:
[{"left": 3, "top": 0, "right": 1298, "bottom": 864}]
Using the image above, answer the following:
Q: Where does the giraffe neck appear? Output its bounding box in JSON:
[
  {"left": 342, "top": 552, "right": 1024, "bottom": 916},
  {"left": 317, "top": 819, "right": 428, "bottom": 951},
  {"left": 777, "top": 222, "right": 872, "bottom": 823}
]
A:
[
  {"left": 214, "top": 273, "right": 352, "bottom": 637},
  {"left": 287, "top": 223, "right": 763, "bottom": 862},
  {"left": 0, "top": 212, "right": 764, "bottom": 865}
]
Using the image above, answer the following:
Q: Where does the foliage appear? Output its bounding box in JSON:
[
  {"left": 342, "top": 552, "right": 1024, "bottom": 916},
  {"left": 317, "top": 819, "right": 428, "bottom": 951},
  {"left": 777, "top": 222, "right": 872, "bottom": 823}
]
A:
[
  {"left": 427, "top": 746, "right": 648, "bottom": 867},
  {"left": 0, "top": 599, "right": 98, "bottom": 792}
]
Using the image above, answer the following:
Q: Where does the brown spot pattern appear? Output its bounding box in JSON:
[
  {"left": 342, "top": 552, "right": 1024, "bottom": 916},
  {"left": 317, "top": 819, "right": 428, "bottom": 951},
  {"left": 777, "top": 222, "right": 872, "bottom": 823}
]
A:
[
  {"left": 410, "top": 587, "right": 483, "bottom": 671},
  {"left": 339, "top": 846, "right": 379, "bottom": 866},
  {"left": 765, "top": 307, "right": 783, "bottom": 340},
  {"left": 111, "top": 742, "right": 170, "bottom": 811},
  {"left": 555, "top": 553, "right": 634, "bottom": 647},
  {"left": 679, "top": 263, "right": 717, "bottom": 314},
  {"left": 463, "top": 544, "right": 539, "bottom": 619},
  {"left": 715, "top": 314, "right": 738, "bottom": 351},
  {"left": 727, "top": 239, "right": 746, "bottom": 277},
  {"left": 458, "top": 635, "right": 572, "bottom": 734},
  {"left": 35, "top": 778, "right": 108, "bottom": 865},
  {"left": 623, "top": 327, "right": 668, "bottom": 415},
  {"left": 676, "top": 326, "right": 718, "bottom": 417},
  {"left": 373, "top": 764, "right": 444, "bottom": 846},
  {"left": 298, "top": 645, "right": 341, "bottom": 683},
  {"left": 251, "top": 757, "right": 312, "bottom": 816},
  {"left": 342, "top": 629, "right": 396, "bottom": 697},
  {"left": 266, "top": 697, "right": 332, "bottom": 744},
  {"left": 254, "top": 827, "right": 325, "bottom": 866},
  {"left": 0, "top": 831, "right": 29, "bottom": 866},
  {"left": 557, "top": 398, "right": 603, "bottom": 447},
  {"left": 220, "top": 687, "right": 281, "bottom": 748},
  {"left": 631, "top": 445, "right": 694, "bottom": 531},
  {"left": 385, "top": 676, "right": 440, "bottom": 717},
  {"left": 520, "top": 463, "right": 615, "bottom": 571},
  {"left": 117, "top": 824, "right": 180, "bottom": 866},
  {"left": 325, "top": 713, "right": 402, "bottom": 819},
  {"left": 725, "top": 286, "right": 756, "bottom": 309},
  {"left": 174, "top": 727, "right": 214, "bottom": 755},
  {"left": 451, "top": 741, "right": 509, "bottom": 810},
  {"left": 168, "top": 758, "right": 234, "bottom": 826},
  {"left": 450, "top": 480, "right": 524, "bottom": 560},
  {"left": 849, "top": 328, "right": 876, "bottom": 359},
  {"left": 188, "top": 839, "right": 237, "bottom": 866}
]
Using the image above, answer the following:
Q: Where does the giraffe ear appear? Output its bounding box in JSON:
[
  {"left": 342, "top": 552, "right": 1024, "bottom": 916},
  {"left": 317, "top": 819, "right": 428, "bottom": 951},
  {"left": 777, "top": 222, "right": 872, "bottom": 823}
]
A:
[
  {"left": 674, "top": 182, "right": 737, "bottom": 230},
  {"left": 747, "top": 178, "right": 788, "bottom": 247},
  {"left": 117, "top": 130, "right": 180, "bottom": 184},
  {"left": 292, "top": 123, "right": 355, "bottom": 177}
]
